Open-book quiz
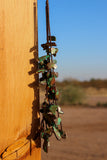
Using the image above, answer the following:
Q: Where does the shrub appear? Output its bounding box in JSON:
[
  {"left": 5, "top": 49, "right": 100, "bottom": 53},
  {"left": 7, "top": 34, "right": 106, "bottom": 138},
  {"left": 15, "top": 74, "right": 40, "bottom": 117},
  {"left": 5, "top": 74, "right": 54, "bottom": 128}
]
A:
[
  {"left": 97, "top": 102, "right": 107, "bottom": 107},
  {"left": 58, "top": 85, "right": 85, "bottom": 105},
  {"left": 96, "top": 102, "right": 101, "bottom": 107},
  {"left": 103, "top": 103, "right": 107, "bottom": 107}
]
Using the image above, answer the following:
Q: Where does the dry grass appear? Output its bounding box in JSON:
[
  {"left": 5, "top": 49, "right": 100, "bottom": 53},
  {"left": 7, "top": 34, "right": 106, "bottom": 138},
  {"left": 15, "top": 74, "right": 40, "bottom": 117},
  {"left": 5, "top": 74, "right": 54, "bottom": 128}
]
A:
[{"left": 85, "top": 87, "right": 107, "bottom": 96}]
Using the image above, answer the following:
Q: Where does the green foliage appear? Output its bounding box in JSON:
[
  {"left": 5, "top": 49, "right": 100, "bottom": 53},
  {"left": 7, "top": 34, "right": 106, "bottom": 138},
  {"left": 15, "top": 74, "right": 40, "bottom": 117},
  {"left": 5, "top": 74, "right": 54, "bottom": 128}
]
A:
[
  {"left": 103, "top": 103, "right": 107, "bottom": 107},
  {"left": 97, "top": 102, "right": 107, "bottom": 107},
  {"left": 96, "top": 102, "right": 101, "bottom": 107},
  {"left": 58, "top": 85, "right": 85, "bottom": 105}
]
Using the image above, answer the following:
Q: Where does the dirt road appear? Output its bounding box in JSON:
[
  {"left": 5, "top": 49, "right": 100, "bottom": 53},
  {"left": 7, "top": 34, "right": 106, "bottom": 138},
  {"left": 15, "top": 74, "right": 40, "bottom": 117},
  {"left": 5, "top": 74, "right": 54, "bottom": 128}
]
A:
[{"left": 42, "top": 107, "right": 107, "bottom": 160}]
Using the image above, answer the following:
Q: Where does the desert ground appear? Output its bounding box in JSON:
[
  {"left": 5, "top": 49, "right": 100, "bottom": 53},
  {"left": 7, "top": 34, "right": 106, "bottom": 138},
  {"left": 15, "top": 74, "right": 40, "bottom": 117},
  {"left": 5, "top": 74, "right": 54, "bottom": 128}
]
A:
[{"left": 42, "top": 106, "right": 107, "bottom": 160}]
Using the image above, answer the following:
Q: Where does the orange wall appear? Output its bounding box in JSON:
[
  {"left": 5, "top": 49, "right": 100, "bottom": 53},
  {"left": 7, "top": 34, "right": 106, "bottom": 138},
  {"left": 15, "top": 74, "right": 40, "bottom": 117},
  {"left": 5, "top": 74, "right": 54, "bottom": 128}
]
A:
[{"left": 0, "top": 0, "right": 41, "bottom": 159}]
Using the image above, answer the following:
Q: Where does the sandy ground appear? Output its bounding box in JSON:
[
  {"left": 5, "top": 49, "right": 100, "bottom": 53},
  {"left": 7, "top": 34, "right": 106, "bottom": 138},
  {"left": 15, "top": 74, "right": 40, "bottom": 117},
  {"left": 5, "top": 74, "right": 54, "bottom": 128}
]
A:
[
  {"left": 86, "top": 96, "right": 107, "bottom": 106},
  {"left": 42, "top": 107, "right": 107, "bottom": 160}
]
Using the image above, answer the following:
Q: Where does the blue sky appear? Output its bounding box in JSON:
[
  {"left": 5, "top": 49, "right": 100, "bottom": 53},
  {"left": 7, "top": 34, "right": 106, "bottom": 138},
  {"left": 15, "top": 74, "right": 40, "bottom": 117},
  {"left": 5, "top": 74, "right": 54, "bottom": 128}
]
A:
[{"left": 38, "top": 0, "right": 107, "bottom": 81}]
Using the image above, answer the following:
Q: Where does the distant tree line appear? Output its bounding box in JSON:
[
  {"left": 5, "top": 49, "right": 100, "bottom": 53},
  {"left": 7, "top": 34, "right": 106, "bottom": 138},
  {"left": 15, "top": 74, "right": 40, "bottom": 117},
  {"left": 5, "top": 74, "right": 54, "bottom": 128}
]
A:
[{"left": 56, "top": 78, "right": 107, "bottom": 89}]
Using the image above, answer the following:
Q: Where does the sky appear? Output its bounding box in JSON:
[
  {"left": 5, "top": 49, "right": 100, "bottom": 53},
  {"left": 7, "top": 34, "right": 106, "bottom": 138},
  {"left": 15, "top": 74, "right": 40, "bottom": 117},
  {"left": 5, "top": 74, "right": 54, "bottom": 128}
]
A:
[{"left": 37, "top": 0, "right": 107, "bottom": 81}]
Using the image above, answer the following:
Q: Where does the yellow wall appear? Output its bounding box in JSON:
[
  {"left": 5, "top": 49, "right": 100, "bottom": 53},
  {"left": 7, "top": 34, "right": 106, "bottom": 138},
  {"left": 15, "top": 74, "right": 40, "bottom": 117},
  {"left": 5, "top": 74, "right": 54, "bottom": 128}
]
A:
[{"left": 0, "top": 0, "right": 41, "bottom": 159}]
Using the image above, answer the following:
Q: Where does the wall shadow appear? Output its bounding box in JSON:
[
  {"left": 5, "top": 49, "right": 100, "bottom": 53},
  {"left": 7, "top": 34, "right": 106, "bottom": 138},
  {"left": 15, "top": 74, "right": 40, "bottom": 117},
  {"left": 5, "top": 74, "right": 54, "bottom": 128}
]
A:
[{"left": 27, "top": 2, "right": 41, "bottom": 152}]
